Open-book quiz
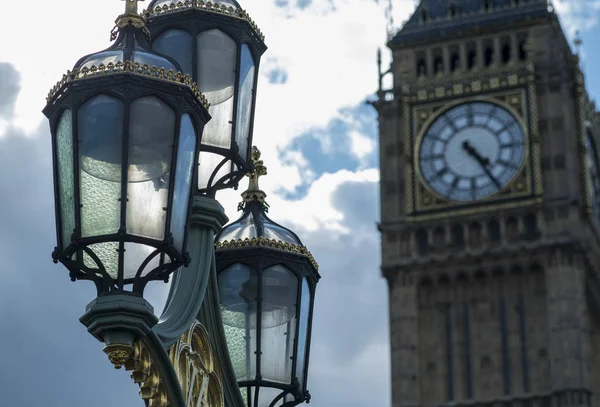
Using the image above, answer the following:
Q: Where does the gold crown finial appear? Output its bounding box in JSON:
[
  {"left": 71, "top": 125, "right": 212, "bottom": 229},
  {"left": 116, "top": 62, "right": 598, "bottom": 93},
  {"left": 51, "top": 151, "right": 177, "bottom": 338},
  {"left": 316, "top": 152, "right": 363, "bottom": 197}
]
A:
[
  {"left": 241, "top": 146, "right": 268, "bottom": 205},
  {"left": 123, "top": 0, "right": 144, "bottom": 15},
  {"left": 112, "top": 0, "right": 149, "bottom": 41}
]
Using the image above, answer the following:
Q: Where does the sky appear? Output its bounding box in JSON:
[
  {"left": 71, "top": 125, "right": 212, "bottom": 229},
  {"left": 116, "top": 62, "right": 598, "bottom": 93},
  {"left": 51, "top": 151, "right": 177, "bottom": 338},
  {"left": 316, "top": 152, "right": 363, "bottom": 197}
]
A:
[{"left": 0, "top": 0, "right": 599, "bottom": 406}]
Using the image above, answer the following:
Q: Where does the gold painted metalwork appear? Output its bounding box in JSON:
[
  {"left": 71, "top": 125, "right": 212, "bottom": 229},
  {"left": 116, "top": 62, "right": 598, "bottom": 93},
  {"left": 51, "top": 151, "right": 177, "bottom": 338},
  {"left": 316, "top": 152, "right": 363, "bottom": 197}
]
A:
[
  {"left": 112, "top": 0, "right": 151, "bottom": 41},
  {"left": 169, "top": 323, "right": 224, "bottom": 407},
  {"left": 241, "top": 146, "right": 268, "bottom": 204},
  {"left": 144, "top": 0, "right": 264, "bottom": 42},
  {"left": 112, "top": 322, "right": 224, "bottom": 407},
  {"left": 46, "top": 61, "right": 210, "bottom": 109},
  {"left": 405, "top": 83, "right": 540, "bottom": 219},
  {"left": 104, "top": 343, "right": 134, "bottom": 369},
  {"left": 124, "top": 341, "right": 171, "bottom": 407},
  {"left": 216, "top": 236, "right": 319, "bottom": 270}
]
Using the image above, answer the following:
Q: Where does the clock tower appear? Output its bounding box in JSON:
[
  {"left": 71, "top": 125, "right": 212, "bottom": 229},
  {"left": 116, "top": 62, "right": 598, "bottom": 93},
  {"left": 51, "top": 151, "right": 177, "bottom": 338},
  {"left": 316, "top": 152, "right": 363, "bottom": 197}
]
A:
[{"left": 372, "top": 1, "right": 600, "bottom": 407}]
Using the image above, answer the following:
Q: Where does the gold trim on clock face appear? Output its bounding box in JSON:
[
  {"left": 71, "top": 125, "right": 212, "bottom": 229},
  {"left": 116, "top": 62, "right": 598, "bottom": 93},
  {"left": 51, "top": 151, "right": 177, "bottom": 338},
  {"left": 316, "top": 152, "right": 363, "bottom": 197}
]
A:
[{"left": 416, "top": 100, "right": 527, "bottom": 203}]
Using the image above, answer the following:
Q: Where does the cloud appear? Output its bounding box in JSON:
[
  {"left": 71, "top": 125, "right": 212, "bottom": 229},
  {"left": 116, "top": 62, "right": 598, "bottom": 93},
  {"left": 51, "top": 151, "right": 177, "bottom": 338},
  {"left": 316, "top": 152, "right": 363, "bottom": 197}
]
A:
[
  {"left": 0, "top": 63, "right": 20, "bottom": 125},
  {"left": 553, "top": 0, "right": 600, "bottom": 36},
  {"left": 0, "top": 122, "right": 145, "bottom": 406}
]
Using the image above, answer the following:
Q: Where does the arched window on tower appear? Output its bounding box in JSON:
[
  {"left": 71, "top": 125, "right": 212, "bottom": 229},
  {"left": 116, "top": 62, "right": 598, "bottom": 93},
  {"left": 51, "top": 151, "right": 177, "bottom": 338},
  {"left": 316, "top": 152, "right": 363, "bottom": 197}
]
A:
[
  {"left": 416, "top": 229, "right": 429, "bottom": 253},
  {"left": 420, "top": 8, "right": 429, "bottom": 23},
  {"left": 506, "top": 217, "right": 519, "bottom": 239},
  {"left": 501, "top": 43, "right": 511, "bottom": 64},
  {"left": 433, "top": 227, "right": 446, "bottom": 247},
  {"left": 451, "top": 224, "right": 465, "bottom": 247},
  {"left": 417, "top": 58, "right": 427, "bottom": 77},
  {"left": 487, "top": 219, "right": 501, "bottom": 242},
  {"left": 484, "top": 0, "right": 493, "bottom": 12},
  {"left": 467, "top": 49, "right": 477, "bottom": 70},
  {"left": 484, "top": 46, "right": 494, "bottom": 66},
  {"left": 434, "top": 55, "right": 444, "bottom": 75},
  {"left": 449, "top": 3, "right": 458, "bottom": 18},
  {"left": 468, "top": 222, "right": 482, "bottom": 247},
  {"left": 519, "top": 39, "right": 528, "bottom": 60},
  {"left": 524, "top": 213, "right": 539, "bottom": 240},
  {"left": 451, "top": 52, "right": 460, "bottom": 72}
]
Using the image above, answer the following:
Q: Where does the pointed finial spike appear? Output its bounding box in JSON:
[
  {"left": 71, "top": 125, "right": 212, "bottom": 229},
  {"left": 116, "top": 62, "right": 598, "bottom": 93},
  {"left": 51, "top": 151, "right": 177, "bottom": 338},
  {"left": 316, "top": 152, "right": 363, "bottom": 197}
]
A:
[
  {"left": 240, "top": 146, "right": 268, "bottom": 206},
  {"left": 123, "top": 0, "right": 144, "bottom": 15}
]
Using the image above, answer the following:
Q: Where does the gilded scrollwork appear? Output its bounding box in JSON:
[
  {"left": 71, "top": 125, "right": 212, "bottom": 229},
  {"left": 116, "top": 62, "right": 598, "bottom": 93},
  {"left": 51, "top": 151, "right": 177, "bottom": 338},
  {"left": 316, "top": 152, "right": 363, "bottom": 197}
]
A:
[
  {"left": 46, "top": 61, "right": 210, "bottom": 110},
  {"left": 215, "top": 236, "right": 318, "bottom": 270},
  {"left": 125, "top": 341, "right": 172, "bottom": 407},
  {"left": 144, "top": 0, "right": 264, "bottom": 42},
  {"left": 169, "top": 323, "right": 224, "bottom": 407},
  {"left": 117, "top": 322, "right": 224, "bottom": 407}
]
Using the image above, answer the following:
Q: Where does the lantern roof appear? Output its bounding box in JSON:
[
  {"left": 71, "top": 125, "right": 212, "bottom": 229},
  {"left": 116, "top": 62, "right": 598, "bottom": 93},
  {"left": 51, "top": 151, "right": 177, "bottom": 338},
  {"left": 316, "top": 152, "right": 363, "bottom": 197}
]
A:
[
  {"left": 144, "top": 0, "right": 265, "bottom": 43},
  {"left": 46, "top": 0, "right": 209, "bottom": 109},
  {"left": 149, "top": 0, "right": 241, "bottom": 10},
  {"left": 215, "top": 147, "right": 318, "bottom": 270}
]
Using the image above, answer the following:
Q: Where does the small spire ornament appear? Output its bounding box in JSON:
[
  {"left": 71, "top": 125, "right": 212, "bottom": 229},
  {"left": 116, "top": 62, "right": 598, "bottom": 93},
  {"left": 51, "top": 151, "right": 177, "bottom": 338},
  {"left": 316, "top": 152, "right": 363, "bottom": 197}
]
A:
[{"left": 240, "top": 146, "right": 268, "bottom": 208}]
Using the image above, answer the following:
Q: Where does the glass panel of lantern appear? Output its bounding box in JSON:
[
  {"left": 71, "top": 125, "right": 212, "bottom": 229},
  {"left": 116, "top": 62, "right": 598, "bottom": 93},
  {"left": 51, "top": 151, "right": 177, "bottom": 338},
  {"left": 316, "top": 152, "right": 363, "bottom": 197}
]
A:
[
  {"left": 219, "top": 263, "right": 258, "bottom": 381},
  {"left": 50, "top": 91, "right": 202, "bottom": 290},
  {"left": 149, "top": 15, "right": 264, "bottom": 194}
]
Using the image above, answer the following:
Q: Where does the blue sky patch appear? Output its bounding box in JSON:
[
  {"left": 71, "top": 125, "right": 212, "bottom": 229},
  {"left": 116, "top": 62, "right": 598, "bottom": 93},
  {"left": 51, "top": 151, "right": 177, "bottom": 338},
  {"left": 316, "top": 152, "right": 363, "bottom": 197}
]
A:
[{"left": 276, "top": 101, "right": 378, "bottom": 200}]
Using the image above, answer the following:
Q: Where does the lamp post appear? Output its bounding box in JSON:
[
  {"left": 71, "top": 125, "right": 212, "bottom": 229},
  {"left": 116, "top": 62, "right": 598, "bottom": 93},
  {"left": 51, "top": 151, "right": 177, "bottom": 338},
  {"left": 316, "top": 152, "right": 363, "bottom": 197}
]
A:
[
  {"left": 43, "top": 1, "right": 320, "bottom": 407},
  {"left": 44, "top": 0, "right": 211, "bottom": 364},
  {"left": 215, "top": 147, "right": 320, "bottom": 407}
]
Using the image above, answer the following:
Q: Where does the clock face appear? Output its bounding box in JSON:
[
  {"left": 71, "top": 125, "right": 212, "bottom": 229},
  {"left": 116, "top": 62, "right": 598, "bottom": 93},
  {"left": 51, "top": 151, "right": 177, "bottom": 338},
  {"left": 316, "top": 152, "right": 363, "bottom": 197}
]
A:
[
  {"left": 418, "top": 101, "right": 526, "bottom": 202},
  {"left": 585, "top": 132, "right": 600, "bottom": 228}
]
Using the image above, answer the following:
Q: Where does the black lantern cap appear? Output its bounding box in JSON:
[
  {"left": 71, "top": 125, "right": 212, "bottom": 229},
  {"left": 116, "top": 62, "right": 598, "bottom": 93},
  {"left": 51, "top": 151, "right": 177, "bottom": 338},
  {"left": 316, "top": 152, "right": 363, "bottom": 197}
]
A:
[
  {"left": 216, "top": 147, "right": 306, "bottom": 249},
  {"left": 44, "top": 0, "right": 211, "bottom": 296},
  {"left": 46, "top": 0, "right": 209, "bottom": 111},
  {"left": 215, "top": 147, "right": 320, "bottom": 407}
]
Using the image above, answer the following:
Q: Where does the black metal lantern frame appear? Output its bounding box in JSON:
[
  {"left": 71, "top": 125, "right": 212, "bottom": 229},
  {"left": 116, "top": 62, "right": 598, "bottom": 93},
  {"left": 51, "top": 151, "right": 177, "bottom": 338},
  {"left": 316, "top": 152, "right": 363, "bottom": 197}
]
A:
[
  {"left": 145, "top": 2, "right": 267, "bottom": 194},
  {"left": 215, "top": 245, "right": 320, "bottom": 407},
  {"left": 44, "top": 19, "right": 211, "bottom": 296}
]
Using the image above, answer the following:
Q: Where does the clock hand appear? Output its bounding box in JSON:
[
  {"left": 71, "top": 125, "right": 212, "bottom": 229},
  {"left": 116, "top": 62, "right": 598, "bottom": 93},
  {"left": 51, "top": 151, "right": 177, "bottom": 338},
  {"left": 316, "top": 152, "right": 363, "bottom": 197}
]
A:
[
  {"left": 462, "top": 140, "right": 489, "bottom": 166},
  {"left": 462, "top": 141, "right": 502, "bottom": 189}
]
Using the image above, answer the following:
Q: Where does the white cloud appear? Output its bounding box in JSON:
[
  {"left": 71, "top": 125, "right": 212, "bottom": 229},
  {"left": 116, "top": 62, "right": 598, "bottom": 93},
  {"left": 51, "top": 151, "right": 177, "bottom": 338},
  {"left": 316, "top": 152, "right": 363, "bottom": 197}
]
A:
[{"left": 349, "top": 129, "right": 376, "bottom": 160}]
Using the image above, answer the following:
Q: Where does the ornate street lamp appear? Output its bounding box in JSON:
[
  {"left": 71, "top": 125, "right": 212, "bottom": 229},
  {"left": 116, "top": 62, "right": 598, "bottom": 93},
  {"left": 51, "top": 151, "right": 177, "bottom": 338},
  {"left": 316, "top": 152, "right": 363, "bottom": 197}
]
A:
[
  {"left": 43, "top": 0, "right": 210, "bottom": 364},
  {"left": 144, "top": 0, "right": 267, "bottom": 195},
  {"left": 215, "top": 147, "right": 321, "bottom": 407}
]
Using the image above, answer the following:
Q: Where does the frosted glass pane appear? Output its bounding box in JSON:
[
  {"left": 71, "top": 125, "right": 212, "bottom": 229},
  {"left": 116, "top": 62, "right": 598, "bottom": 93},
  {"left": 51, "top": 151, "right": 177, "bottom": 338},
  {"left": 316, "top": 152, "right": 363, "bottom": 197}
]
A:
[
  {"left": 218, "top": 212, "right": 257, "bottom": 242},
  {"left": 170, "top": 114, "right": 196, "bottom": 252},
  {"left": 260, "top": 213, "right": 301, "bottom": 245},
  {"left": 80, "top": 50, "right": 123, "bottom": 69},
  {"left": 261, "top": 265, "right": 297, "bottom": 383},
  {"left": 201, "top": 95, "right": 235, "bottom": 148},
  {"left": 83, "top": 242, "right": 119, "bottom": 279},
  {"left": 80, "top": 171, "right": 121, "bottom": 237},
  {"left": 78, "top": 95, "right": 123, "bottom": 237},
  {"left": 132, "top": 50, "right": 178, "bottom": 71},
  {"left": 126, "top": 180, "right": 169, "bottom": 240},
  {"left": 124, "top": 242, "right": 159, "bottom": 279},
  {"left": 152, "top": 29, "right": 193, "bottom": 76},
  {"left": 219, "top": 263, "right": 258, "bottom": 381},
  {"left": 197, "top": 29, "right": 236, "bottom": 148},
  {"left": 235, "top": 44, "right": 255, "bottom": 161},
  {"left": 295, "top": 278, "right": 311, "bottom": 388},
  {"left": 56, "top": 110, "right": 75, "bottom": 250},
  {"left": 198, "top": 151, "right": 231, "bottom": 190},
  {"left": 127, "top": 96, "right": 175, "bottom": 240}
]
